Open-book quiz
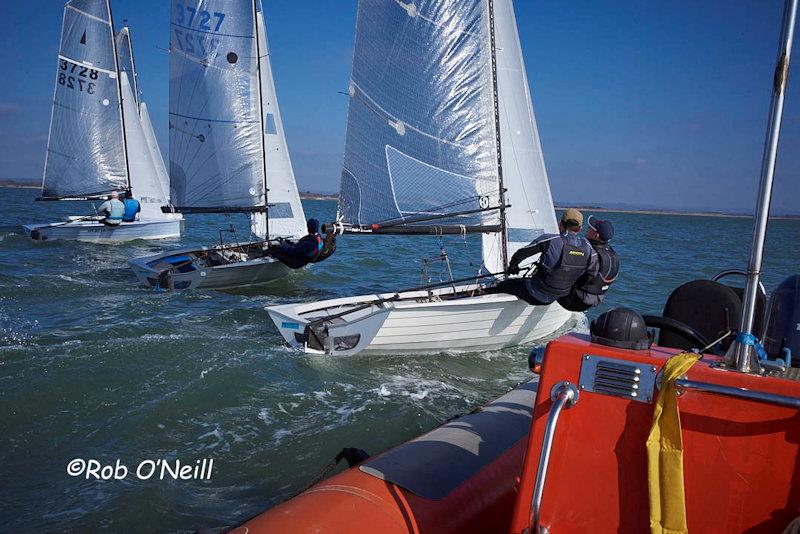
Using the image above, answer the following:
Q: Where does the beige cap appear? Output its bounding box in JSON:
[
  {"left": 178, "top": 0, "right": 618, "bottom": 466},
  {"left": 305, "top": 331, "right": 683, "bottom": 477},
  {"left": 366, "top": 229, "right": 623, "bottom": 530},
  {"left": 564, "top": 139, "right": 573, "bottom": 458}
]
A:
[{"left": 560, "top": 208, "right": 583, "bottom": 227}]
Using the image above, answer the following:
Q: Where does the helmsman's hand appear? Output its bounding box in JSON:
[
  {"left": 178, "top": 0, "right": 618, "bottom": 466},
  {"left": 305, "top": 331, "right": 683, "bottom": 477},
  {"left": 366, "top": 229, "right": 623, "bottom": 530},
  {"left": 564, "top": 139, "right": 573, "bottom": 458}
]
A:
[{"left": 506, "top": 265, "right": 520, "bottom": 276}]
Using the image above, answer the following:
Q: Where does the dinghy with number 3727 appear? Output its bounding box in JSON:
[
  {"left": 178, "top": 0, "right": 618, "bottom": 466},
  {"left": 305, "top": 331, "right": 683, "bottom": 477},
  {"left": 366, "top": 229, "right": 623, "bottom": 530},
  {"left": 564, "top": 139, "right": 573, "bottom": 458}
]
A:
[
  {"left": 128, "top": 0, "right": 315, "bottom": 291},
  {"left": 267, "top": 0, "right": 574, "bottom": 355},
  {"left": 24, "top": 0, "right": 182, "bottom": 242}
]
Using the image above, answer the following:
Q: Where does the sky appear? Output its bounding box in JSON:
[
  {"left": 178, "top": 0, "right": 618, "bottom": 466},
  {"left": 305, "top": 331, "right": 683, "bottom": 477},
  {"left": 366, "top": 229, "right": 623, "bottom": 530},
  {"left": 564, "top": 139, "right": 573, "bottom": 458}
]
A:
[{"left": 1, "top": 0, "right": 799, "bottom": 214}]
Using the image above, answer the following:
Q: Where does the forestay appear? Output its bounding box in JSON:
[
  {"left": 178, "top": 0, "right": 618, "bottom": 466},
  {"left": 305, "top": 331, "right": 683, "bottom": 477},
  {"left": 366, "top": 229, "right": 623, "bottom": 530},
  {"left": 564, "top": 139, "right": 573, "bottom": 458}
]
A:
[
  {"left": 481, "top": 0, "right": 558, "bottom": 274},
  {"left": 252, "top": 5, "right": 306, "bottom": 239},
  {"left": 168, "top": 0, "right": 267, "bottom": 212},
  {"left": 338, "top": 0, "right": 502, "bottom": 231},
  {"left": 41, "top": 0, "right": 128, "bottom": 199}
]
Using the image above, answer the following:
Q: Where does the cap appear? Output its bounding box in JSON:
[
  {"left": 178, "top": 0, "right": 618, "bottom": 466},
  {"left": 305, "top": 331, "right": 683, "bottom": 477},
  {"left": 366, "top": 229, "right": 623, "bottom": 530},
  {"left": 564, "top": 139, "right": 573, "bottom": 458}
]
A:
[
  {"left": 588, "top": 215, "right": 614, "bottom": 242},
  {"left": 560, "top": 208, "right": 583, "bottom": 228},
  {"left": 307, "top": 218, "right": 320, "bottom": 233}
]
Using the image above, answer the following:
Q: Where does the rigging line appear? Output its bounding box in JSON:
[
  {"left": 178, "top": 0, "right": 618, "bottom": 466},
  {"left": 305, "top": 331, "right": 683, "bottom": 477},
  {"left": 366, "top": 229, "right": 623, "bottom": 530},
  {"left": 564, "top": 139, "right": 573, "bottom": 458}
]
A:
[{"left": 350, "top": 81, "right": 477, "bottom": 150}]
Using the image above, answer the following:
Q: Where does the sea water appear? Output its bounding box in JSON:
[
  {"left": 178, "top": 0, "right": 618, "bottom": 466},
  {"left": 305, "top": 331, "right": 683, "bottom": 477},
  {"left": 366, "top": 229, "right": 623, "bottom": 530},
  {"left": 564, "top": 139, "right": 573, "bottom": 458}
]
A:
[{"left": 2, "top": 186, "right": 799, "bottom": 531}]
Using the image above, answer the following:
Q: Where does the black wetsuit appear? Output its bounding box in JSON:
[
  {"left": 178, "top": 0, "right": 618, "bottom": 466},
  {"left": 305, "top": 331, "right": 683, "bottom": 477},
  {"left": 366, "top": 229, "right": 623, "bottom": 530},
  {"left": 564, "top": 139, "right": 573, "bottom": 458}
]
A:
[
  {"left": 269, "top": 233, "right": 322, "bottom": 269},
  {"left": 487, "top": 231, "right": 597, "bottom": 306},
  {"left": 558, "top": 240, "right": 619, "bottom": 312}
]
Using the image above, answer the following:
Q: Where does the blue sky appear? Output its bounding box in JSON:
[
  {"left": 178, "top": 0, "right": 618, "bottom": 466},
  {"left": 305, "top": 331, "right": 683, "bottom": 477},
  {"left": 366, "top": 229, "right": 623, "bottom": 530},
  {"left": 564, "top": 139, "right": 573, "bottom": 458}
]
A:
[{"left": 1, "top": 0, "right": 798, "bottom": 213}]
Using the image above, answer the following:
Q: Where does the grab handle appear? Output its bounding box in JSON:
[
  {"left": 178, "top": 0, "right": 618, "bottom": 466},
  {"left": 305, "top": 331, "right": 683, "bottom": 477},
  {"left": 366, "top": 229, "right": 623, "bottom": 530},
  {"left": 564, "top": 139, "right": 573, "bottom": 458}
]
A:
[
  {"left": 529, "top": 381, "right": 579, "bottom": 533},
  {"left": 676, "top": 379, "right": 800, "bottom": 409}
]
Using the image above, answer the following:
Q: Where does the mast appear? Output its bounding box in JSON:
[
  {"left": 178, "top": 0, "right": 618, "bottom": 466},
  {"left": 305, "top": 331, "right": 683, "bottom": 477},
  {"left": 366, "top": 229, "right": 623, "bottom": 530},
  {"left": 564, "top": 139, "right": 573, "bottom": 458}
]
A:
[
  {"left": 487, "top": 0, "right": 509, "bottom": 270},
  {"left": 107, "top": 0, "right": 132, "bottom": 195},
  {"left": 726, "top": 0, "right": 799, "bottom": 373},
  {"left": 253, "top": 0, "right": 270, "bottom": 240}
]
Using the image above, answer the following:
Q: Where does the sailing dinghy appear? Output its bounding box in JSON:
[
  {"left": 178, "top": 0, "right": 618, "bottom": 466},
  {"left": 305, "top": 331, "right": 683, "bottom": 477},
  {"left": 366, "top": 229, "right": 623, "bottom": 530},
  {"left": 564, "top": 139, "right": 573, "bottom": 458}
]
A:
[
  {"left": 24, "top": 1, "right": 182, "bottom": 242},
  {"left": 267, "top": 0, "right": 574, "bottom": 355},
  {"left": 128, "top": 0, "right": 309, "bottom": 291}
]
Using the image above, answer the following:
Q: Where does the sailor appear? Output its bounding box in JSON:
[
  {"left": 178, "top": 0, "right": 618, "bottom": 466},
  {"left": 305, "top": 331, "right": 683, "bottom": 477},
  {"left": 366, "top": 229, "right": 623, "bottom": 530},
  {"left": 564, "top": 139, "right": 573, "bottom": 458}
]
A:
[
  {"left": 97, "top": 191, "right": 125, "bottom": 226},
  {"left": 120, "top": 192, "right": 141, "bottom": 223},
  {"left": 488, "top": 208, "right": 598, "bottom": 305},
  {"left": 558, "top": 216, "right": 619, "bottom": 312},
  {"left": 268, "top": 218, "right": 324, "bottom": 269}
]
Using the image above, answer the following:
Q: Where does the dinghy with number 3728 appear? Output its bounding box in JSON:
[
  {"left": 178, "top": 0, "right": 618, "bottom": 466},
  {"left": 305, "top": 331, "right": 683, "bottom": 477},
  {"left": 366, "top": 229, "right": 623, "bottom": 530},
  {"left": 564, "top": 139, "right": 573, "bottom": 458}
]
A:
[
  {"left": 267, "top": 0, "right": 575, "bottom": 355},
  {"left": 24, "top": 0, "right": 182, "bottom": 242}
]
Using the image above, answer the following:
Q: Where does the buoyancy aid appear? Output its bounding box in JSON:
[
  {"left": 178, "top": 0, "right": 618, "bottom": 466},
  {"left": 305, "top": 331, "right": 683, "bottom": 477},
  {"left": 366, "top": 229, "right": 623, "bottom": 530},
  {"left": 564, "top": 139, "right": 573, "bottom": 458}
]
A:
[
  {"left": 107, "top": 199, "right": 125, "bottom": 223},
  {"left": 579, "top": 243, "right": 619, "bottom": 296},
  {"left": 534, "top": 235, "right": 592, "bottom": 297},
  {"left": 309, "top": 234, "right": 323, "bottom": 260}
]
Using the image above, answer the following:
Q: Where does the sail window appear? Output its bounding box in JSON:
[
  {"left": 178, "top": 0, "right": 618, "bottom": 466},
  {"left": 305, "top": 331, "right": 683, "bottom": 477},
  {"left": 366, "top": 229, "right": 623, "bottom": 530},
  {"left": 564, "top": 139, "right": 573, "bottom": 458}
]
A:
[
  {"left": 269, "top": 202, "right": 293, "bottom": 218},
  {"left": 264, "top": 113, "right": 277, "bottom": 135}
]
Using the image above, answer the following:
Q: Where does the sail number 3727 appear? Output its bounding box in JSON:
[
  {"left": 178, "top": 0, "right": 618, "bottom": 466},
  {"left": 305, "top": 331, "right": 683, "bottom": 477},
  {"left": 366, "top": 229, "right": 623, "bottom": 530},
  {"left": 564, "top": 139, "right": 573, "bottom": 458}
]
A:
[
  {"left": 174, "top": 4, "right": 225, "bottom": 32},
  {"left": 58, "top": 59, "right": 98, "bottom": 94}
]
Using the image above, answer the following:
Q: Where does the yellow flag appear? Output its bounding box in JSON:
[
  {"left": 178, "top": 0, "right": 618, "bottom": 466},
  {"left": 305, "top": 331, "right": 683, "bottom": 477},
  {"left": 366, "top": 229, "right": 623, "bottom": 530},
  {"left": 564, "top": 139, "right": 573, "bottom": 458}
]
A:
[{"left": 647, "top": 352, "right": 700, "bottom": 534}]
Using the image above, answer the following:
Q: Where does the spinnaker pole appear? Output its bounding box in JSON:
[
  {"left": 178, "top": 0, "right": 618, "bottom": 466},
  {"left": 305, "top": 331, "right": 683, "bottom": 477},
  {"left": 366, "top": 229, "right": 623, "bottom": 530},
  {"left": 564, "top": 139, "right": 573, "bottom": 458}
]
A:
[{"left": 727, "top": 0, "right": 799, "bottom": 373}]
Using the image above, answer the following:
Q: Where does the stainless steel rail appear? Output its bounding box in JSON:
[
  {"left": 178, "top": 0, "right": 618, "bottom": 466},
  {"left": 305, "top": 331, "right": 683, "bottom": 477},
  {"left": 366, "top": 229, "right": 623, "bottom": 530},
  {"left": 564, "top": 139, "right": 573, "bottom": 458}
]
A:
[
  {"left": 676, "top": 378, "right": 800, "bottom": 409},
  {"left": 529, "top": 381, "right": 579, "bottom": 533}
]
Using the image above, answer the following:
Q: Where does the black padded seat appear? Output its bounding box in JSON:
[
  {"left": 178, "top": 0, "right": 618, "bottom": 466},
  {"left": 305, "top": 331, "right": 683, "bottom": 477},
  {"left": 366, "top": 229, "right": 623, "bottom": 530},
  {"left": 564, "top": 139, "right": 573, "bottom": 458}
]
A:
[{"left": 660, "top": 280, "right": 742, "bottom": 351}]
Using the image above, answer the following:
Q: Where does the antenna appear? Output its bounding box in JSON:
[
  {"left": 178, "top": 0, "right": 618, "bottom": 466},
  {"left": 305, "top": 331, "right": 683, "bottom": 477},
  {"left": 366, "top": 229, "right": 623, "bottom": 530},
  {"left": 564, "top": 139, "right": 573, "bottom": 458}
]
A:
[{"left": 725, "top": 0, "right": 799, "bottom": 374}]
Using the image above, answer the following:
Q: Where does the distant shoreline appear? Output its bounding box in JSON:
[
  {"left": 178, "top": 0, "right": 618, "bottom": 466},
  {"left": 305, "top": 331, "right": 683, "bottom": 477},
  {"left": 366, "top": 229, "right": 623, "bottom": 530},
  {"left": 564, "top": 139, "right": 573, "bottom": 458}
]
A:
[
  {"left": 556, "top": 205, "right": 800, "bottom": 221},
  {"left": 0, "top": 182, "right": 39, "bottom": 189},
  {"left": 2, "top": 184, "right": 796, "bottom": 219}
]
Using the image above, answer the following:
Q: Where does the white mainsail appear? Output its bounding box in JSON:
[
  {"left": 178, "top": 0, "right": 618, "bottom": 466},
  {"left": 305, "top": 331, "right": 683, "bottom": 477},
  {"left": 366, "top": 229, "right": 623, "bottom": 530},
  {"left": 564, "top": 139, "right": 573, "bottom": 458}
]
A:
[
  {"left": 41, "top": 0, "right": 128, "bottom": 199},
  {"left": 251, "top": 5, "right": 306, "bottom": 239},
  {"left": 168, "top": 0, "right": 267, "bottom": 213},
  {"left": 337, "top": 0, "right": 502, "bottom": 233},
  {"left": 334, "top": 0, "right": 557, "bottom": 275},
  {"left": 481, "top": 0, "right": 558, "bottom": 274}
]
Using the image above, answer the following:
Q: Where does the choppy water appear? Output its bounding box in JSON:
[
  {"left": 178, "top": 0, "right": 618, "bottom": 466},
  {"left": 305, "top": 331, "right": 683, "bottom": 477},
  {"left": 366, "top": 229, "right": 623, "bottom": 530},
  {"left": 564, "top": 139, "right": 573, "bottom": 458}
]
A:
[{"left": 2, "top": 186, "right": 799, "bottom": 531}]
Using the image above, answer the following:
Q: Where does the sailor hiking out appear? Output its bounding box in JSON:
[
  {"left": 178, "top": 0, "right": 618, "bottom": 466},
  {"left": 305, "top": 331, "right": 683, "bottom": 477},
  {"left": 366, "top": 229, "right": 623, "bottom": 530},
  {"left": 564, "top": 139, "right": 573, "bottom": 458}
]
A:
[
  {"left": 268, "top": 218, "right": 324, "bottom": 269},
  {"left": 488, "top": 208, "right": 598, "bottom": 305},
  {"left": 97, "top": 192, "right": 126, "bottom": 226},
  {"left": 558, "top": 215, "right": 619, "bottom": 312}
]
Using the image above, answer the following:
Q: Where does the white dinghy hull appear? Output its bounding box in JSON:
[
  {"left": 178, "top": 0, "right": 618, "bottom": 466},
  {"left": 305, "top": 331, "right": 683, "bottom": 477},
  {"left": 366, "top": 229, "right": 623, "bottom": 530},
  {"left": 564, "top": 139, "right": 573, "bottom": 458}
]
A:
[
  {"left": 24, "top": 218, "right": 182, "bottom": 242},
  {"left": 128, "top": 243, "right": 290, "bottom": 291},
  {"left": 266, "top": 284, "right": 574, "bottom": 356}
]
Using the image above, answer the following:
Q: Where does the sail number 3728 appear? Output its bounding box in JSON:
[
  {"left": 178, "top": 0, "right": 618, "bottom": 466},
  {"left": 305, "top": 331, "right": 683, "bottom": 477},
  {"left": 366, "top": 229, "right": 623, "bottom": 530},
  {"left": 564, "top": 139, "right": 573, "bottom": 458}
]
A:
[{"left": 58, "top": 59, "right": 98, "bottom": 94}]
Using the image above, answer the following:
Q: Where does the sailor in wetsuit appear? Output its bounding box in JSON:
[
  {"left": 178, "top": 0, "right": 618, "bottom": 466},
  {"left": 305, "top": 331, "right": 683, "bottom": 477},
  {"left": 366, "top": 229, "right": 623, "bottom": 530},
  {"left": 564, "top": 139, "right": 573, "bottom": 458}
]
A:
[
  {"left": 269, "top": 218, "right": 323, "bottom": 269},
  {"left": 97, "top": 191, "right": 125, "bottom": 226},
  {"left": 487, "top": 208, "right": 598, "bottom": 306},
  {"left": 558, "top": 216, "right": 619, "bottom": 312}
]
